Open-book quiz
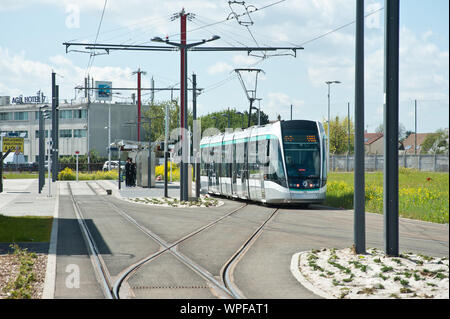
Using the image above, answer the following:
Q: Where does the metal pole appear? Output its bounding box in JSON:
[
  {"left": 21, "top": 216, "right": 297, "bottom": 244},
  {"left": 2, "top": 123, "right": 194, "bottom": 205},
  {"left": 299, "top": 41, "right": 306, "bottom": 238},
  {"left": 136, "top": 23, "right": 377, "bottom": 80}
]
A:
[
  {"left": 76, "top": 153, "right": 79, "bottom": 182},
  {"left": 48, "top": 138, "right": 52, "bottom": 197},
  {"left": 108, "top": 104, "right": 111, "bottom": 170},
  {"left": 148, "top": 116, "right": 152, "bottom": 188},
  {"left": 51, "top": 73, "right": 56, "bottom": 182},
  {"left": 384, "top": 0, "right": 400, "bottom": 257},
  {"left": 164, "top": 103, "right": 169, "bottom": 197},
  {"left": 193, "top": 73, "right": 200, "bottom": 199},
  {"left": 38, "top": 110, "right": 45, "bottom": 193},
  {"left": 414, "top": 99, "right": 417, "bottom": 156},
  {"left": 54, "top": 85, "right": 59, "bottom": 181},
  {"left": 290, "top": 104, "right": 293, "bottom": 121},
  {"left": 354, "top": 0, "right": 366, "bottom": 254},
  {"left": 327, "top": 83, "right": 331, "bottom": 172},
  {"left": 137, "top": 70, "right": 142, "bottom": 142},
  {"left": 118, "top": 148, "right": 121, "bottom": 190}
]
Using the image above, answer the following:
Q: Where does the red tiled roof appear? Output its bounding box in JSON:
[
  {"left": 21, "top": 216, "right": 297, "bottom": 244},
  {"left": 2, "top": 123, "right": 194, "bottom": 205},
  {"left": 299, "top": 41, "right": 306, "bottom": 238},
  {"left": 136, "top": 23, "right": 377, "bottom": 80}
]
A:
[{"left": 364, "top": 133, "right": 383, "bottom": 145}]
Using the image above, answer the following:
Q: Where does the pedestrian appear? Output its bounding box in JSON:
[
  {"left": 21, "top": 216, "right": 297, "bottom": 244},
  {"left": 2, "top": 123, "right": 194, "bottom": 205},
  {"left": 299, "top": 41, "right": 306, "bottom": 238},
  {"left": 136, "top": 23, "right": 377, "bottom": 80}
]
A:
[
  {"left": 131, "top": 158, "right": 137, "bottom": 187},
  {"left": 125, "top": 157, "right": 132, "bottom": 187}
]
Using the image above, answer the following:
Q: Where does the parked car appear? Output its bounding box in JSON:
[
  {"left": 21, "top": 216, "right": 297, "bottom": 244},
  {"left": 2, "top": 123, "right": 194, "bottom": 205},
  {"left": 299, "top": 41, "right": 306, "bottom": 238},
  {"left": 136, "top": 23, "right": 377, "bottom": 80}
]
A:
[{"left": 102, "top": 160, "right": 125, "bottom": 171}]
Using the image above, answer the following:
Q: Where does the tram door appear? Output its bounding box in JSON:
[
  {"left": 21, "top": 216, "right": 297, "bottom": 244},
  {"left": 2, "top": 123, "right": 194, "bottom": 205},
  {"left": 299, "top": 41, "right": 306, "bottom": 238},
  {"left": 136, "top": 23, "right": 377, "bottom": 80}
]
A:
[{"left": 231, "top": 142, "right": 238, "bottom": 197}]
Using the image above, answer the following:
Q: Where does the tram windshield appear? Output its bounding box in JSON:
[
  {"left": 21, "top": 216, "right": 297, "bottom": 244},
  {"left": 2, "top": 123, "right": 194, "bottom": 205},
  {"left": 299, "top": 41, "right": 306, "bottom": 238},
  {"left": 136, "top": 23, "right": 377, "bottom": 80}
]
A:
[{"left": 282, "top": 122, "right": 321, "bottom": 184}]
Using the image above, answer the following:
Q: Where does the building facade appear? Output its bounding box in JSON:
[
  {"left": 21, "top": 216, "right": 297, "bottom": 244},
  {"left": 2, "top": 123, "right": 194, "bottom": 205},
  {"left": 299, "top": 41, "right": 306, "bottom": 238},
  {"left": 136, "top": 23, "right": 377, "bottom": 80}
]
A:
[{"left": 0, "top": 100, "right": 143, "bottom": 162}]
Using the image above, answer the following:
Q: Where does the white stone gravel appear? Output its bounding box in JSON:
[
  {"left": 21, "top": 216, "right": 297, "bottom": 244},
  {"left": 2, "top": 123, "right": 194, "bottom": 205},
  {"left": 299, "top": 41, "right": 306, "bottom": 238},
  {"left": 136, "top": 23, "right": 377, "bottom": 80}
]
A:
[
  {"left": 292, "top": 247, "right": 449, "bottom": 299},
  {"left": 125, "top": 194, "right": 224, "bottom": 208}
]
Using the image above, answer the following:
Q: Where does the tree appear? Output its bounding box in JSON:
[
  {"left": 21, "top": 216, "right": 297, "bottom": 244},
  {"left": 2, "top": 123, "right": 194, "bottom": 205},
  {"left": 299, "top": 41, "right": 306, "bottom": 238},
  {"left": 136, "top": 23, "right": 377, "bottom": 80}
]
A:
[
  {"left": 421, "top": 129, "right": 449, "bottom": 154},
  {"left": 199, "top": 108, "right": 269, "bottom": 134},
  {"left": 323, "top": 116, "right": 354, "bottom": 155},
  {"left": 375, "top": 122, "right": 407, "bottom": 141}
]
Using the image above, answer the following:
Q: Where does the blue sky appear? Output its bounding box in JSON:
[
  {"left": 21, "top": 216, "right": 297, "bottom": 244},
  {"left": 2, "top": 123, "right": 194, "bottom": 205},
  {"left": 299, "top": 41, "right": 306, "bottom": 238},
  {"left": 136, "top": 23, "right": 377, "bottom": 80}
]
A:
[{"left": 0, "top": 0, "right": 448, "bottom": 133}]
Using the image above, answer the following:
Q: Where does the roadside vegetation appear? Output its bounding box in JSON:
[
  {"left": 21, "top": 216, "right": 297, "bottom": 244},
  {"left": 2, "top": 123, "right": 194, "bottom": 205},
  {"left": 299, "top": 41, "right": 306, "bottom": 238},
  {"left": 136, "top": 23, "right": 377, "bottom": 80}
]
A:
[
  {"left": 0, "top": 215, "right": 53, "bottom": 242},
  {"left": 326, "top": 168, "right": 449, "bottom": 224},
  {"left": 57, "top": 167, "right": 118, "bottom": 181},
  {"left": 1, "top": 244, "right": 45, "bottom": 299}
]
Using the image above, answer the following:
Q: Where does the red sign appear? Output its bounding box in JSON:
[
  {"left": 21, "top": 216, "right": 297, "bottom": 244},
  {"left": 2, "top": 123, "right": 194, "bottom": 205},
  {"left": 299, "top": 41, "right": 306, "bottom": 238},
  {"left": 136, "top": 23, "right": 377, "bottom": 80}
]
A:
[{"left": 75, "top": 151, "right": 80, "bottom": 155}]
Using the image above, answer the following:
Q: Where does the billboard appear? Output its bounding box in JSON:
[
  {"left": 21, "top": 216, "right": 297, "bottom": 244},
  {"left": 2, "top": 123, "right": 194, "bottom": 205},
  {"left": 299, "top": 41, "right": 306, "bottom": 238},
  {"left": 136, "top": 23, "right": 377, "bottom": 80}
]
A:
[
  {"left": 2, "top": 137, "right": 24, "bottom": 153},
  {"left": 95, "top": 81, "right": 112, "bottom": 101}
]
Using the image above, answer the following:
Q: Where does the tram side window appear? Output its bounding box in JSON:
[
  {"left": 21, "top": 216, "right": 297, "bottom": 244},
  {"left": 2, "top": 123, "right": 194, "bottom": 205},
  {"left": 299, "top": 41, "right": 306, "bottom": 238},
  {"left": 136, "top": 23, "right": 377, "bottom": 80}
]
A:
[
  {"left": 201, "top": 146, "right": 209, "bottom": 175},
  {"left": 235, "top": 141, "right": 244, "bottom": 178},
  {"left": 248, "top": 140, "right": 258, "bottom": 177},
  {"left": 265, "top": 140, "right": 287, "bottom": 187},
  {"left": 225, "top": 143, "right": 233, "bottom": 178}
]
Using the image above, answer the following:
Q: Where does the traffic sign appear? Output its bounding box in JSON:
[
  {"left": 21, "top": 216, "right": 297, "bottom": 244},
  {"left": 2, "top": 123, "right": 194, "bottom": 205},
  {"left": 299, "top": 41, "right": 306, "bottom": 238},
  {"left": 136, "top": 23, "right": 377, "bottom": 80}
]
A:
[{"left": 75, "top": 151, "right": 80, "bottom": 155}]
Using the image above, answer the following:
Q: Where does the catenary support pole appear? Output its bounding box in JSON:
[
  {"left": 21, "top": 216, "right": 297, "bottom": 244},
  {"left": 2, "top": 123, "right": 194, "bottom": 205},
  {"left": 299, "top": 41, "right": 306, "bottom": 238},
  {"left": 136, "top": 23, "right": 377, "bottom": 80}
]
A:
[
  {"left": 384, "top": 0, "right": 400, "bottom": 257},
  {"left": 51, "top": 72, "right": 56, "bottom": 182},
  {"left": 193, "top": 73, "right": 200, "bottom": 199},
  {"left": 354, "top": 0, "right": 366, "bottom": 254}
]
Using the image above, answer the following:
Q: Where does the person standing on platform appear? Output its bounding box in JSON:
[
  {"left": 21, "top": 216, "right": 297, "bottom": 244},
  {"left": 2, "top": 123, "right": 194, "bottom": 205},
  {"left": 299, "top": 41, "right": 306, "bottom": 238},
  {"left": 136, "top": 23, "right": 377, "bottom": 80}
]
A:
[
  {"left": 131, "top": 158, "right": 137, "bottom": 187},
  {"left": 125, "top": 157, "right": 132, "bottom": 187}
]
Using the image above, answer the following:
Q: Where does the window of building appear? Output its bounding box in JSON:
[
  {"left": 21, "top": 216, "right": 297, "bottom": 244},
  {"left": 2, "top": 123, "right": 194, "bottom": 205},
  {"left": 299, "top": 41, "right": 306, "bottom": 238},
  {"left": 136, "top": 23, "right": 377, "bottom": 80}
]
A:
[
  {"left": 73, "top": 109, "right": 87, "bottom": 119},
  {"left": 14, "top": 112, "right": 28, "bottom": 121},
  {"left": 59, "top": 129, "right": 72, "bottom": 138},
  {"left": 14, "top": 131, "right": 28, "bottom": 138},
  {"left": 0, "top": 112, "right": 13, "bottom": 121},
  {"left": 59, "top": 110, "right": 73, "bottom": 119},
  {"left": 35, "top": 130, "right": 50, "bottom": 138},
  {"left": 73, "top": 129, "right": 87, "bottom": 138}
]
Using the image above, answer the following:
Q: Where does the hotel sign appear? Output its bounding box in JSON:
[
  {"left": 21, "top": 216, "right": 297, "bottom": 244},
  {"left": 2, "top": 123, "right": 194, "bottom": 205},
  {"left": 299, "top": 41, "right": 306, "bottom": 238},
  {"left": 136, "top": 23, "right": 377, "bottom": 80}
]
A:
[{"left": 11, "top": 91, "right": 46, "bottom": 104}]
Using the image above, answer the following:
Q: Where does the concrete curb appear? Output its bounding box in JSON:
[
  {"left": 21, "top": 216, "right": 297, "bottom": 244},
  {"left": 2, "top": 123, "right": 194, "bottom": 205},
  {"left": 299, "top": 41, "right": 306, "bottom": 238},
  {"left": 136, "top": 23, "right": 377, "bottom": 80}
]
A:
[
  {"left": 42, "top": 182, "right": 59, "bottom": 299},
  {"left": 289, "top": 252, "right": 334, "bottom": 299}
]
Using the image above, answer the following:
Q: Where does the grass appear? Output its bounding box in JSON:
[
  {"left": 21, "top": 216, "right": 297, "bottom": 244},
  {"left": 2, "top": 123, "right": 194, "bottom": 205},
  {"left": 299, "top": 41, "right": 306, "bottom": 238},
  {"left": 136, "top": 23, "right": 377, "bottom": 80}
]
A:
[
  {"left": 0, "top": 215, "right": 53, "bottom": 242},
  {"left": 3, "top": 172, "right": 42, "bottom": 179},
  {"left": 326, "top": 169, "right": 449, "bottom": 224}
]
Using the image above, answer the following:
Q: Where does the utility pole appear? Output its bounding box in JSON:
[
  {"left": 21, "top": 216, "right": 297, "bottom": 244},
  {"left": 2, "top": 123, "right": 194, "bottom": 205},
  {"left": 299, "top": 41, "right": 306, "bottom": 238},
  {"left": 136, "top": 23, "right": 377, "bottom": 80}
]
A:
[
  {"left": 348, "top": 102, "right": 351, "bottom": 155},
  {"left": 326, "top": 80, "right": 341, "bottom": 173},
  {"left": 63, "top": 10, "right": 303, "bottom": 202},
  {"left": 354, "top": 0, "right": 366, "bottom": 255},
  {"left": 193, "top": 73, "right": 200, "bottom": 199},
  {"left": 384, "top": 0, "right": 400, "bottom": 257},
  {"left": 415, "top": 99, "right": 417, "bottom": 155},
  {"left": 290, "top": 104, "right": 293, "bottom": 121},
  {"left": 132, "top": 68, "right": 147, "bottom": 142}
]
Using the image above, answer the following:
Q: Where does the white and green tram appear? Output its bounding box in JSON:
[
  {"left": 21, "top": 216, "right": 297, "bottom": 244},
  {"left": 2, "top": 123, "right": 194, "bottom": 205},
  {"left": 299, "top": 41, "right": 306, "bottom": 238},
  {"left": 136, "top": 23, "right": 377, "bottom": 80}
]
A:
[{"left": 199, "top": 120, "right": 328, "bottom": 206}]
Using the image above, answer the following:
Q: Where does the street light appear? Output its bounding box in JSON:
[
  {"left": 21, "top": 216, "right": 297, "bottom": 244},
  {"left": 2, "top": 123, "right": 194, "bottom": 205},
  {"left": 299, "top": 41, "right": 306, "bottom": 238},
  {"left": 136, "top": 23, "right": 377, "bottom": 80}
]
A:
[
  {"left": 325, "top": 80, "right": 341, "bottom": 172},
  {"left": 211, "top": 116, "right": 218, "bottom": 129}
]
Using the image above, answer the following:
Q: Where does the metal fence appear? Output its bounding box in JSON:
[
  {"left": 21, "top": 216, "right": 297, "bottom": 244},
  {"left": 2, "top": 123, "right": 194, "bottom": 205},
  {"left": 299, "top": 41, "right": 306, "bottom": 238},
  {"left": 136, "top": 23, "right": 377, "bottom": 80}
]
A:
[
  {"left": 2, "top": 163, "right": 105, "bottom": 173},
  {"left": 330, "top": 154, "right": 449, "bottom": 172}
]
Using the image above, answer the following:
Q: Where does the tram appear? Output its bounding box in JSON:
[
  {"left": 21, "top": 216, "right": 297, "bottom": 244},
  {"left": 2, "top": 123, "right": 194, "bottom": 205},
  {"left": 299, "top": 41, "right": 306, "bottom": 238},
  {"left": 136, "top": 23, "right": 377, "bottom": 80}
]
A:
[{"left": 199, "top": 120, "right": 328, "bottom": 205}]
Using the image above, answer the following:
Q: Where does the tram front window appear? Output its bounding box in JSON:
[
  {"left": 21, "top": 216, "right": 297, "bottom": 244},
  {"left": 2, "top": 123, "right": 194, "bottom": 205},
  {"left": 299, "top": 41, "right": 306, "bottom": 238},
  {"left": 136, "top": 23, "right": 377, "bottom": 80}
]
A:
[{"left": 282, "top": 123, "right": 321, "bottom": 190}]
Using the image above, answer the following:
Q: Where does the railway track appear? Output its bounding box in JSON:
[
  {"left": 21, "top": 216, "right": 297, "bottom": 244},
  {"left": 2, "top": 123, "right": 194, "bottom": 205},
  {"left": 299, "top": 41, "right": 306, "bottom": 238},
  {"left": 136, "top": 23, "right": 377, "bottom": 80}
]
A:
[{"left": 67, "top": 181, "right": 279, "bottom": 299}]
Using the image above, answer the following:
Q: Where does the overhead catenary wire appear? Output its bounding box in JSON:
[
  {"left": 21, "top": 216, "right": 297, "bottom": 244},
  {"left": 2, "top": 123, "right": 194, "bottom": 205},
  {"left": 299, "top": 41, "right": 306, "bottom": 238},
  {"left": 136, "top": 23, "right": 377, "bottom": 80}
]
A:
[{"left": 85, "top": 0, "right": 108, "bottom": 78}]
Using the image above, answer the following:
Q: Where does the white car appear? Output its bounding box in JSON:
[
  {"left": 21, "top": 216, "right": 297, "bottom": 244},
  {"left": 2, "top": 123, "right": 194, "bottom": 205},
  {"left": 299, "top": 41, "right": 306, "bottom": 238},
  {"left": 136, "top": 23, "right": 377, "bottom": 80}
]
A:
[{"left": 102, "top": 160, "right": 125, "bottom": 171}]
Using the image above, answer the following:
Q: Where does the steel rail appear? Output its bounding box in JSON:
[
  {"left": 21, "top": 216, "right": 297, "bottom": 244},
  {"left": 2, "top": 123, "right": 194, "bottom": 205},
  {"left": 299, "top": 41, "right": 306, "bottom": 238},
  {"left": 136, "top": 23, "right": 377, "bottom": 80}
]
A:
[
  {"left": 67, "top": 182, "right": 114, "bottom": 299},
  {"left": 87, "top": 181, "right": 247, "bottom": 299},
  {"left": 221, "top": 208, "right": 279, "bottom": 298}
]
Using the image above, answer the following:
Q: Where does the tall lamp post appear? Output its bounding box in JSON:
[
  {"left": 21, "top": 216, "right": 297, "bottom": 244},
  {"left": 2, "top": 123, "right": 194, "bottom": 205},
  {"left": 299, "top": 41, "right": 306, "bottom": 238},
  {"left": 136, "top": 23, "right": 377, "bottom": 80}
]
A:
[{"left": 325, "top": 80, "right": 341, "bottom": 171}]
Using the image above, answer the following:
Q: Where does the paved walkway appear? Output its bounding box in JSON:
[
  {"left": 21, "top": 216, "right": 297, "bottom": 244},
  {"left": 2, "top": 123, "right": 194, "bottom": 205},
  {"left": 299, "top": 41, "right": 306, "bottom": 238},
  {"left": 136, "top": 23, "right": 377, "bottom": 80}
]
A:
[{"left": 0, "top": 179, "right": 58, "bottom": 217}]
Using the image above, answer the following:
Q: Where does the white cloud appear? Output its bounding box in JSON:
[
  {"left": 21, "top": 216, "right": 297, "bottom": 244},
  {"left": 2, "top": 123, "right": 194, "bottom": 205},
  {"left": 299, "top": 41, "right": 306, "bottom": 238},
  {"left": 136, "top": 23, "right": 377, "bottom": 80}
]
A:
[{"left": 207, "top": 61, "right": 233, "bottom": 75}]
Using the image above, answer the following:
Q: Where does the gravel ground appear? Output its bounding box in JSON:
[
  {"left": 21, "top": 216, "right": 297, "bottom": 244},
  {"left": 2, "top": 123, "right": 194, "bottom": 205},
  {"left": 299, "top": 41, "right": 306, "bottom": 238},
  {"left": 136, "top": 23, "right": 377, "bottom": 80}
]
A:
[
  {"left": 0, "top": 253, "right": 47, "bottom": 299},
  {"left": 293, "top": 247, "right": 449, "bottom": 299}
]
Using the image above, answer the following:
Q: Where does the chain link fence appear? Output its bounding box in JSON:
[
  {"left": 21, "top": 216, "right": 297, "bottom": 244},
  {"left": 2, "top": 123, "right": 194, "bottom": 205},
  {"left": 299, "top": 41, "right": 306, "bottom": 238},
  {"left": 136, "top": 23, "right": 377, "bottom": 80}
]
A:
[{"left": 330, "top": 154, "right": 449, "bottom": 172}]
